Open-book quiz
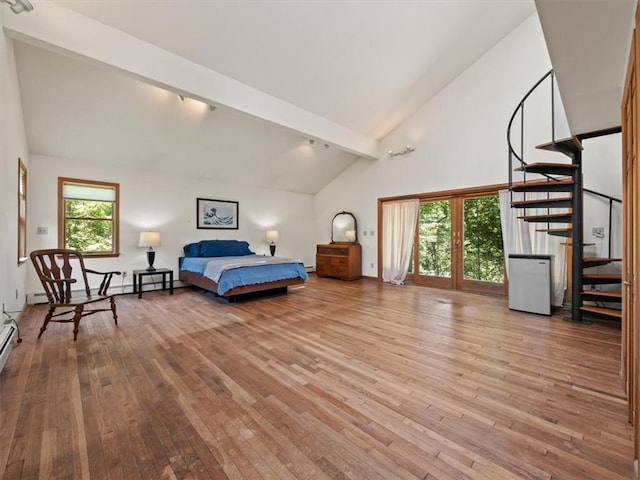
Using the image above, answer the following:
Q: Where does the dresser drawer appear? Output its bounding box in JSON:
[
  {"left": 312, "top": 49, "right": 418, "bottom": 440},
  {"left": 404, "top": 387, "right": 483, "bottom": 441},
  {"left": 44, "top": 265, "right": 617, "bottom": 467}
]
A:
[{"left": 317, "top": 246, "right": 348, "bottom": 256}]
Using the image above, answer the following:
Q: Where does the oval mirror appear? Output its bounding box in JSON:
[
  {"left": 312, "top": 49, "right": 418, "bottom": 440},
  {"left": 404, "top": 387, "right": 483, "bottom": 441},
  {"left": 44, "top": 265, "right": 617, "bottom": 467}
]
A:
[{"left": 331, "top": 211, "right": 358, "bottom": 243}]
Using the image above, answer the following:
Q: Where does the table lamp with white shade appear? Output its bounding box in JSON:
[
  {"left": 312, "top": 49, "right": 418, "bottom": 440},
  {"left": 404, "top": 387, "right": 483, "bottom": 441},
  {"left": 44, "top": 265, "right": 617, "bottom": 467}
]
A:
[
  {"left": 266, "top": 230, "right": 279, "bottom": 256},
  {"left": 139, "top": 231, "right": 160, "bottom": 271}
]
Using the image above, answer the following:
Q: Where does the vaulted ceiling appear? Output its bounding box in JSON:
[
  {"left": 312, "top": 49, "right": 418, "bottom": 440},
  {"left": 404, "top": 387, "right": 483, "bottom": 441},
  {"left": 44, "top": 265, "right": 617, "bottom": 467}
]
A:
[
  {"left": 6, "top": 0, "right": 536, "bottom": 194},
  {"left": 7, "top": 1, "right": 635, "bottom": 194}
]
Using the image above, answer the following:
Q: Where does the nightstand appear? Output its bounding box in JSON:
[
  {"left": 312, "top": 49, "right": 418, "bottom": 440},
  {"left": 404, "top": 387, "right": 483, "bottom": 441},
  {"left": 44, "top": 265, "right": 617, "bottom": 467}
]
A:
[{"left": 132, "top": 268, "right": 174, "bottom": 299}]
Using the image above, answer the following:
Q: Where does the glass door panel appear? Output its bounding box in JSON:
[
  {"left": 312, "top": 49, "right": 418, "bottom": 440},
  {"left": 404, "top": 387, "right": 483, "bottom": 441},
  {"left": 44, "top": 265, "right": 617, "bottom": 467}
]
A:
[
  {"left": 411, "top": 192, "right": 505, "bottom": 295},
  {"left": 462, "top": 196, "right": 505, "bottom": 287},
  {"left": 414, "top": 199, "right": 454, "bottom": 288},
  {"left": 418, "top": 200, "right": 451, "bottom": 277}
]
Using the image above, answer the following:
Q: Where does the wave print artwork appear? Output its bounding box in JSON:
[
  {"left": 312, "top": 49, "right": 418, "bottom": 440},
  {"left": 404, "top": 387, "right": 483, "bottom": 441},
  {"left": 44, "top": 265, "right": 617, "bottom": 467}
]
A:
[
  {"left": 204, "top": 208, "right": 233, "bottom": 225},
  {"left": 197, "top": 198, "right": 239, "bottom": 229}
]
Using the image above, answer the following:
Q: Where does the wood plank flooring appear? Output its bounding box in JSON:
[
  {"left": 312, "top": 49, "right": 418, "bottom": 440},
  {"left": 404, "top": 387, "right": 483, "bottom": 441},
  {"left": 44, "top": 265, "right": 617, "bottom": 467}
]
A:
[{"left": 0, "top": 275, "right": 633, "bottom": 479}]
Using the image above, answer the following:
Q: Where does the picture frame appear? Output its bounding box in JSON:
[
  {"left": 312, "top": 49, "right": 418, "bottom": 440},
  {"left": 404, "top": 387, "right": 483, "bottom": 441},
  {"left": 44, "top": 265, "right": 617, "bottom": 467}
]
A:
[{"left": 196, "top": 198, "right": 239, "bottom": 230}]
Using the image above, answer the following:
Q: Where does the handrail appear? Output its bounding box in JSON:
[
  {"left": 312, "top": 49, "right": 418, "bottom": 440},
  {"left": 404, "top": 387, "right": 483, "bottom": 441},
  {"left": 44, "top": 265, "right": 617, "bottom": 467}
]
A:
[
  {"left": 507, "top": 69, "right": 554, "bottom": 164},
  {"left": 584, "top": 188, "right": 621, "bottom": 204},
  {"left": 507, "top": 70, "right": 557, "bottom": 200},
  {"left": 584, "top": 189, "right": 622, "bottom": 257}
]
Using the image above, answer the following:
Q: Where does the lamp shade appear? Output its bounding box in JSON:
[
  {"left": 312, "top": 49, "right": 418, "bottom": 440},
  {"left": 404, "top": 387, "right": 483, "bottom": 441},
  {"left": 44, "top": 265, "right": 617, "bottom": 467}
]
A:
[
  {"left": 345, "top": 230, "right": 356, "bottom": 242},
  {"left": 265, "top": 230, "right": 279, "bottom": 243},
  {"left": 139, "top": 231, "right": 160, "bottom": 248}
]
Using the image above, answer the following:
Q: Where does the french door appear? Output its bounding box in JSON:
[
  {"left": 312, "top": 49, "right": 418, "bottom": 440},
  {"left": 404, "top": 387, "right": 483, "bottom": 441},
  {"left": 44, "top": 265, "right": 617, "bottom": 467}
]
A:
[{"left": 409, "top": 191, "right": 506, "bottom": 295}]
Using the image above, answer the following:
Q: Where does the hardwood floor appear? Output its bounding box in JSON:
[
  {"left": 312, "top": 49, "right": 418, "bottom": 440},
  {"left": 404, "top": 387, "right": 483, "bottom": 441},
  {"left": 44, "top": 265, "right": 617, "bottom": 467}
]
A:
[{"left": 0, "top": 275, "right": 632, "bottom": 479}]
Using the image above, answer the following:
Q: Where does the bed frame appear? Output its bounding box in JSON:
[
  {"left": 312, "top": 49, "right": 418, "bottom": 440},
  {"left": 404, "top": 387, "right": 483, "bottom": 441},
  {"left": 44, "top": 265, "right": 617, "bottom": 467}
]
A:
[{"left": 178, "top": 268, "right": 305, "bottom": 301}]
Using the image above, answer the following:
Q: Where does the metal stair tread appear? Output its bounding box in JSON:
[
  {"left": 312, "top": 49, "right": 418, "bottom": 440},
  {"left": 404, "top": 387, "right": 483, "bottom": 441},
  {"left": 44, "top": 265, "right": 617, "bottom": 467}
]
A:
[
  {"left": 514, "top": 162, "right": 579, "bottom": 174},
  {"left": 580, "top": 305, "right": 622, "bottom": 319},
  {"left": 582, "top": 273, "right": 623, "bottom": 285},
  {"left": 583, "top": 257, "right": 622, "bottom": 267},
  {"left": 535, "top": 136, "right": 583, "bottom": 156},
  {"left": 511, "top": 196, "right": 572, "bottom": 208},
  {"left": 511, "top": 179, "right": 574, "bottom": 193},
  {"left": 518, "top": 212, "right": 573, "bottom": 222},
  {"left": 535, "top": 228, "right": 572, "bottom": 237},
  {"left": 581, "top": 290, "right": 622, "bottom": 301},
  {"left": 583, "top": 273, "right": 622, "bottom": 279}
]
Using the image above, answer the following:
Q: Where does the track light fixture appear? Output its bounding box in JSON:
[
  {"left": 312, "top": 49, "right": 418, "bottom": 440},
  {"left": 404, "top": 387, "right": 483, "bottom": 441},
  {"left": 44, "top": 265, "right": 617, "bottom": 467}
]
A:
[
  {"left": 176, "top": 93, "right": 216, "bottom": 112},
  {"left": 308, "top": 139, "right": 330, "bottom": 149},
  {"left": 2, "top": 0, "right": 33, "bottom": 14},
  {"left": 388, "top": 145, "right": 415, "bottom": 157}
]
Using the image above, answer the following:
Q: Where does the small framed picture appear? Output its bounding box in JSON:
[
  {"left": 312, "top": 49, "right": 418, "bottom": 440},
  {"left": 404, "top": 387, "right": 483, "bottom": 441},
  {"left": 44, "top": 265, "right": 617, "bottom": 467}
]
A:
[{"left": 196, "top": 198, "right": 239, "bottom": 230}]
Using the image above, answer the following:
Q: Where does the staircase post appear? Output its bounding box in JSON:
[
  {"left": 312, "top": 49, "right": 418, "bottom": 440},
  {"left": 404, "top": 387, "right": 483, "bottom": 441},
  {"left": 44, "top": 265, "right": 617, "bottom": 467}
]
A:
[{"left": 571, "top": 150, "right": 584, "bottom": 322}]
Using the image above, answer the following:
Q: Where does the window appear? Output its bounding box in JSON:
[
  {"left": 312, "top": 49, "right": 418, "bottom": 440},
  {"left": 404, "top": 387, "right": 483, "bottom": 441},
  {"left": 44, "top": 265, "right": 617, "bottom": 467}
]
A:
[
  {"left": 58, "top": 177, "right": 120, "bottom": 256},
  {"left": 18, "top": 159, "right": 27, "bottom": 264}
]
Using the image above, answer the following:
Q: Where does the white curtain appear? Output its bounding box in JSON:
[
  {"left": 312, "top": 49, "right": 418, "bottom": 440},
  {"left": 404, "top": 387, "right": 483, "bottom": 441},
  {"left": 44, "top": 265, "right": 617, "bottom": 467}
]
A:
[
  {"left": 499, "top": 189, "right": 567, "bottom": 306},
  {"left": 382, "top": 199, "right": 419, "bottom": 285}
]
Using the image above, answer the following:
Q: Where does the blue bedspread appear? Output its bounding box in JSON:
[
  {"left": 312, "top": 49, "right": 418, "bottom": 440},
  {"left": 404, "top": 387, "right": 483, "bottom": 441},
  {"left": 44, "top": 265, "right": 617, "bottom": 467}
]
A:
[{"left": 180, "top": 255, "right": 308, "bottom": 295}]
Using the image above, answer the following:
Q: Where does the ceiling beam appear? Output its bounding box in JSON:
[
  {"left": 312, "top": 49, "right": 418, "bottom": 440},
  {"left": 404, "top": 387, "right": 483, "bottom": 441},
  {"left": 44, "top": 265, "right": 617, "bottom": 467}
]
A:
[{"left": 3, "top": 0, "right": 379, "bottom": 159}]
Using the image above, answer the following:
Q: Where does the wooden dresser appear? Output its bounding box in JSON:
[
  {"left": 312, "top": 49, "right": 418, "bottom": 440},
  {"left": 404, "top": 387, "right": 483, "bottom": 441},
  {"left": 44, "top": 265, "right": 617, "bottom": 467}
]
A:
[{"left": 316, "top": 243, "right": 362, "bottom": 281}]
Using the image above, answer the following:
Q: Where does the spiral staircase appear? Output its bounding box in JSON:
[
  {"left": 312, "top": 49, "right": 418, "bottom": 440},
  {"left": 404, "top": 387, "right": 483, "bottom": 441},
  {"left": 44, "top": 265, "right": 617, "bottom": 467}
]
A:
[{"left": 507, "top": 70, "right": 622, "bottom": 324}]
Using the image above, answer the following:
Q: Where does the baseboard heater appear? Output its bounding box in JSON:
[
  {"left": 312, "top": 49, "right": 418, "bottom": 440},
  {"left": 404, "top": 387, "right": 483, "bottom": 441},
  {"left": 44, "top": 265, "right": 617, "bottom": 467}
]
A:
[{"left": 0, "top": 323, "right": 18, "bottom": 373}]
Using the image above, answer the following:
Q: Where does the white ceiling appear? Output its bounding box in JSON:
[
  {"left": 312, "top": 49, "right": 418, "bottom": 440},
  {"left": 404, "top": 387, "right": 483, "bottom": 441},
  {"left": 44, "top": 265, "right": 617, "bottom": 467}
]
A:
[
  {"left": 8, "top": 0, "right": 637, "bottom": 194},
  {"left": 51, "top": 0, "right": 536, "bottom": 139},
  {"left": 9, "top": 1, "right": 636, "bottom": 193},
  {"left": 14, "top": 41, "right": 360, "bottom": 194},
  {"left": 9, "top": 1, "right": 543, "bottom": 194}
]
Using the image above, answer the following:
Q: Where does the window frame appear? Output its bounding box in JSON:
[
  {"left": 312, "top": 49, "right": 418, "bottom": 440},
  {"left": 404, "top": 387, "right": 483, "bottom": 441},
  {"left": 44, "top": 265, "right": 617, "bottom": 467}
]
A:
[{"left": 58, "top": 177, "right": 120, "bottom": 258}]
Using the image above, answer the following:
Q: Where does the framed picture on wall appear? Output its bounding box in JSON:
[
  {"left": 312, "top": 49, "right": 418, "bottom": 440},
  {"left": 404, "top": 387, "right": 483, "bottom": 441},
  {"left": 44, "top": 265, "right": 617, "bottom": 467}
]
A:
[{"left": 196, "top": 198, "right": 239, "bottom": 229}]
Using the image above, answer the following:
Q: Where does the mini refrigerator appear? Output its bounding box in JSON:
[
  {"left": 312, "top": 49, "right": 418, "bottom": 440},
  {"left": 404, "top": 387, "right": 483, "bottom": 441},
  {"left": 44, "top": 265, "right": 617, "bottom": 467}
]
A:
[{"left": 508, "top": 254, "right": 552, "bottom": 315}]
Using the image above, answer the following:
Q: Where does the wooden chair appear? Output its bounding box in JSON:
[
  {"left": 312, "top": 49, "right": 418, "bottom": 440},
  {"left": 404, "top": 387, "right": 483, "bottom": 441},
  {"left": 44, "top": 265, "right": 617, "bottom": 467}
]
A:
[{"left": 30, "top": 249, "right": 121, "bottom": 340}]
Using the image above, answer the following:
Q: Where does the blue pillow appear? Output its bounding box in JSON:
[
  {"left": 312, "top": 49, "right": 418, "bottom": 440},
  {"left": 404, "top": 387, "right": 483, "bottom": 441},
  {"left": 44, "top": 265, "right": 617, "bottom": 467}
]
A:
[
  {"left": 200, "top": 240, "right": 253, "bottom": 257},
  {"left": 183, "top": 242, "right": 201, "bottom": 257}
]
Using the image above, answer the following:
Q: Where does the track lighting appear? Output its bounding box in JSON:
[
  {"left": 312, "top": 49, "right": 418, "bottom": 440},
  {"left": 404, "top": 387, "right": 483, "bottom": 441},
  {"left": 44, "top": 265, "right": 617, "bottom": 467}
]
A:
[
  {"left": 176, "top": 93, "right": 216, "bottom": 113},
  {"left": 1, "top": 0, "right": 33, "bottom": 14},
  {"left": 388, "top": 145, "right": 415, "bottom": 157},
  {"left": 308, "top": 139, "right": 329, "bottom": 149}
]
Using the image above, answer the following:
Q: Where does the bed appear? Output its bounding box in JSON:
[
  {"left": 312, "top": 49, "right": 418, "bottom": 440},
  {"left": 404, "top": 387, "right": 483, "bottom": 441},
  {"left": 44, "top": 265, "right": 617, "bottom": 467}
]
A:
[{"left": 178, "top": 239, "right": 308, "bottom": 301}]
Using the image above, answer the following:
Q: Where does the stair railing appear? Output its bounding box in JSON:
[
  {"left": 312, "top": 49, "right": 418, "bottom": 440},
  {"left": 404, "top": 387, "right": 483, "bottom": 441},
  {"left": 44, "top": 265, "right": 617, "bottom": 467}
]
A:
[
  {"left": 584, "top": 188, "right": 622, "bottom": 258},
  {"left": 506, "top": 70, "right": 622, "bottom": 322},
  {"left": 507, "top": 69, "right": 556, "bottom": 192}
]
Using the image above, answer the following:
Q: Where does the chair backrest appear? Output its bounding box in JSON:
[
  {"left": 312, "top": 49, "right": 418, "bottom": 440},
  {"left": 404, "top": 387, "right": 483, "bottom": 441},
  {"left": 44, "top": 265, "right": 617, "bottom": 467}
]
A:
[{"left": 30, "top": 249, "right": 91, "bottom": 304}]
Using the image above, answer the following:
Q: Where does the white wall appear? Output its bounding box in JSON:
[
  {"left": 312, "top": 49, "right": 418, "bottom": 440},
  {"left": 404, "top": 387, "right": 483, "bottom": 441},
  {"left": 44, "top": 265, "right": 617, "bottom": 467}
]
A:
[
  {"left": 315, "top": 13, "right": 621, "bottom": 277},
  {"left": 27, "top": 155, "right": 316, "bottom": 298},
  {"left": 316, "top": 14, "right": 555, "bottom": 276},
  {"left": 1, "top": 21, "right": 30, "bottom": 317}
]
